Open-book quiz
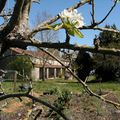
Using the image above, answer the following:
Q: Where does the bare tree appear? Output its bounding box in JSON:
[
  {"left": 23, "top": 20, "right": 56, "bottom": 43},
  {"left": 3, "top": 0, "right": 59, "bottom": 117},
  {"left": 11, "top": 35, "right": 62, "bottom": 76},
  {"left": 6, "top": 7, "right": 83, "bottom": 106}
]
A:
[{"left": 34, "top": 11, "right": 59, "bottom": 81}]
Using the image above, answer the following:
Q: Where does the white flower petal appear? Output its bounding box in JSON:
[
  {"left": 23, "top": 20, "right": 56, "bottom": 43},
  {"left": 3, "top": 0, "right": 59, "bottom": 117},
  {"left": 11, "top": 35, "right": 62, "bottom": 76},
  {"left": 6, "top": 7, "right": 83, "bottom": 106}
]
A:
[{"left": 59, "top": 9, "right": 84, "bottom": 28}]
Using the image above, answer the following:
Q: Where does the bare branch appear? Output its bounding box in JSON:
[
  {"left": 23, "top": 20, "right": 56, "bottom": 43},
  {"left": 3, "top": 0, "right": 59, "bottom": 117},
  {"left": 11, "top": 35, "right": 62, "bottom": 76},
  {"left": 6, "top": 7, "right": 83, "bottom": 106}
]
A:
[
  {"left": 96, "top": 0, "right": 118, "bottom": 25},
  {"left": 0, "top": 0, "right": 7, "bottom": 14},
  {"left": 6, "top": 38, "right": 120, "bottom": 56},
  {"left": 0, "top": 0, "right": 25, "bottom": 38},
  {"left": 32, "top": 0, "right": 40, "bottom": 4},
  {"left": 0, "top": 93, "right": 69, "bottom": 120},
  {"left": 91, "top": 0, "right": 95, "bottom": 24},
  {"left": 0, "top": 13, "right": 12, "bottom": 17},
  {"left": 39, "top": 47, "right": 120, "bottom": 108},
  {"left": 28, "top": 0, "right": 90, "bottom": 38},
  {"left": 92, "top": 26, "right": 120, "bottom": 33},
  {"left": 80, "top": 26, "right": 120, "bottom": 33},
  {"left": 27, "top": 0, "right": 119, "bottom": 38}
]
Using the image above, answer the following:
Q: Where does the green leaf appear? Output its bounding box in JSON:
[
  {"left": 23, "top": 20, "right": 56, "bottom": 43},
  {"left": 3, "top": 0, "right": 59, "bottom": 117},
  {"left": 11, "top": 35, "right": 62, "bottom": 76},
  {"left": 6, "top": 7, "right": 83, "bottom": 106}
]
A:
[
  {"left": 63, "top": 22, "right": 73, "bottom": 30},
  {"left": 62, "top": 20, "right": 84, "bottom": 38},
  {"left": 73, "top": 28, "right": 84, "bottom": 38},
  {"left": 46, "top": 23, "right": 63, "bottom": 30},
  {"left": 67, "top": 29, "right": 75, "bottom": 36}
]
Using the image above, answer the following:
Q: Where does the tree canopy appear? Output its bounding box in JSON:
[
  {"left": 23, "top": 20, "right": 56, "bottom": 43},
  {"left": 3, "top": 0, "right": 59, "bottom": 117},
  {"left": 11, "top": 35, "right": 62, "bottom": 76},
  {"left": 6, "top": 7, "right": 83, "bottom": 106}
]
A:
[
  {"left": 99, "top": 24, "right": 120, "bottom": 49},
  {"left": 8, "top": 56, "right": 33, "bottom": 77}
]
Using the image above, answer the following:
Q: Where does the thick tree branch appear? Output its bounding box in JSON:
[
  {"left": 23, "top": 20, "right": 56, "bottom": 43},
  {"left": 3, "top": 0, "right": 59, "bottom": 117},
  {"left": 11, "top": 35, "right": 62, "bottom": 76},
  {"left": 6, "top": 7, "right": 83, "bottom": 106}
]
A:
[
  {"left": 0, "top": 0, "right": 7, "bottom": 14},
  {"left": 18, "top": 0, "right": 31, "bottom": 32},
  {"left": 7, "top": 38, "right": 120, "bottom": 56},
  {"left": 0, "top": 0, "right": 25, "bottom": 38},
  {"left": 28, "top": 0, "right": 90, "bottom": 38},
  {"left": 0, "top": 93, "right": 69, "bottom": 120}
]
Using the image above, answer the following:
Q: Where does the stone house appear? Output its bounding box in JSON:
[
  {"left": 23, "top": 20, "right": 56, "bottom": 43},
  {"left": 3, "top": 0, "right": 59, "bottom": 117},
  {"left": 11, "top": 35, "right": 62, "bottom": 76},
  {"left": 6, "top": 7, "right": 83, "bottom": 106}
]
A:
[{"left": 2, "top": 48, "right": 68, "bottom": 80}]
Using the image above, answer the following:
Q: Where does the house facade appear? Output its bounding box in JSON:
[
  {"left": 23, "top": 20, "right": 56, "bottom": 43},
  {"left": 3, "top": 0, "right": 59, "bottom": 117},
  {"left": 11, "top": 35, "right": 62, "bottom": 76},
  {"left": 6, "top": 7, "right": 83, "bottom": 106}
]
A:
[{"left": 4, "top": 48, "right": 68, "bottom": 80}]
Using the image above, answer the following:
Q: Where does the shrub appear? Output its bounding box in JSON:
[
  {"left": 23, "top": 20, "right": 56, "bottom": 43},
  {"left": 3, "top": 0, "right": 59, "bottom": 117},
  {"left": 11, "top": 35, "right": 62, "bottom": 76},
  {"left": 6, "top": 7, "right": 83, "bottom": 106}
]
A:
[{"left": 95, "top": 61, "right": 119, "bottom": 82}]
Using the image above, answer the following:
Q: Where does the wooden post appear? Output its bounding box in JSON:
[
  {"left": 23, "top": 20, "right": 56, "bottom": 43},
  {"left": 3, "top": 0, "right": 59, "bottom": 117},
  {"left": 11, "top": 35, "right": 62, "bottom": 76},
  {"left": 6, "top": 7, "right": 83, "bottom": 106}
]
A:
[{"left": 13, "top": 71, "right": 17, "bottom": 92}]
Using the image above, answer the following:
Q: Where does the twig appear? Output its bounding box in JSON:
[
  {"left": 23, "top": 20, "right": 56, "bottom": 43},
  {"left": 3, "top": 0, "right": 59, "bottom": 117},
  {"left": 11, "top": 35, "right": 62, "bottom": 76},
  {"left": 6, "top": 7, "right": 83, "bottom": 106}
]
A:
[{"left": 96, "top": 0, "right": 118, "bottom": 25}]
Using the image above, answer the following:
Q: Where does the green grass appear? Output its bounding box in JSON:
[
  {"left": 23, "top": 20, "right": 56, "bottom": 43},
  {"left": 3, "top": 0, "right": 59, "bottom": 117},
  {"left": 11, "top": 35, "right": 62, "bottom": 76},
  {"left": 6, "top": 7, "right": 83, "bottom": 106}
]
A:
[
  {"left": 33, "top": 80, "right": 82, "bottom": 93},
  {"left": 1, "top": 79, "right": 120, "bottom": 96}
]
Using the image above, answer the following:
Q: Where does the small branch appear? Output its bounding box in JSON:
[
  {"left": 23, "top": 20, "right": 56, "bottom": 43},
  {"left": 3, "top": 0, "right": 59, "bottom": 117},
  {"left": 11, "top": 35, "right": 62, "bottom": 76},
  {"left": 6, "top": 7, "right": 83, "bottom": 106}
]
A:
[
  {"left": 91, "top": 0, "right": 95, "bottom": 24},
  {"left": 96, "top": 0, "right": 118, "bottom": 25},
  {"left": 93, "top": 26, "right": 120, "bottom": 33},
  {"left": 0, "top": 93, "right": 69, "bottom": 120},
  {"left": 80, "top": 26, "right": 120, "bottom": 33},
  {"left": 32, "top": 0, "right": 40, "bottom": 4},
  {"left": 28, "top": 0, "right": 90, "bottom": 38}
]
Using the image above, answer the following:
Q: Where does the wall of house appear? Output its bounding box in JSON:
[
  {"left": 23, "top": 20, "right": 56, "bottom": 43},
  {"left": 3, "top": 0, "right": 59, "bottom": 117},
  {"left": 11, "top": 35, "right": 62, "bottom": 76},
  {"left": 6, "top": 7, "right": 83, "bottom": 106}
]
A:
[{"left": 31, "top": 68, "right": 39, "bottom": 81}]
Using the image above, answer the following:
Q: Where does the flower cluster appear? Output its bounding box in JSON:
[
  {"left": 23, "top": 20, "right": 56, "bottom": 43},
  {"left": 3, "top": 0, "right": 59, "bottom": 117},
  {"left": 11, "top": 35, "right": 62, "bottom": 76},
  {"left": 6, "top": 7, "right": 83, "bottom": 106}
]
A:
[{"left": 59, "top": 9, "right": 84, "bottom": 28}]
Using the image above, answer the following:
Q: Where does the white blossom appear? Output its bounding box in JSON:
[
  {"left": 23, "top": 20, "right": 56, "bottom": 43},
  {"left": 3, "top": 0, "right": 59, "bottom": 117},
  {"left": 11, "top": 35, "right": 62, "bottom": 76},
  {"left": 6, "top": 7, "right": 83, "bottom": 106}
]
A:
[{"left": 59, "top": 9, "right": 84, "bottom": 28}]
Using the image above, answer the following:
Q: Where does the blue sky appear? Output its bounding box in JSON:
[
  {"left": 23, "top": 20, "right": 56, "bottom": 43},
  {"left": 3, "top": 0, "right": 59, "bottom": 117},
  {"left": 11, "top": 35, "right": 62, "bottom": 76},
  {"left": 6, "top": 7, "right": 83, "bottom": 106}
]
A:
[
  {"left": 1, "top": 0, "right": 120, "bottom": 46},
  {"left": 30, "top": 0, "right": 120, "bottom": 46}
]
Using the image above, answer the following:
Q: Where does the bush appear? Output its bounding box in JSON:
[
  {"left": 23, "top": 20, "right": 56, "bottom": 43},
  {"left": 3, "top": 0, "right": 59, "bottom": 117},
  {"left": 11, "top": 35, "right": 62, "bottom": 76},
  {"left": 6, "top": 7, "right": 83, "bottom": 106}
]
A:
[{"left": 95, "top": 61, "right": 119, "bottom": 82}]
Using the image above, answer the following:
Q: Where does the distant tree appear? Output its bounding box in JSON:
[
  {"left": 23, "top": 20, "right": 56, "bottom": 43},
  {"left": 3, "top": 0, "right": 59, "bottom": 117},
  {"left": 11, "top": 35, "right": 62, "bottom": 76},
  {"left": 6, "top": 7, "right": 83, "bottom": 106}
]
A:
[
  {"left": 34, "top": 12, "right": 59, "bottom": 81},
  {"left": 8, "top": 56, "right": 33, "bottom": 77},
  {"left": 35, "top": 11, "right": 59, "bottom": 43},
  {"left": 93, "top": 24, "right": 120, "bottom": 81},
  {"left": 99, "top": 24, "right": 120, "bottom": 49}
]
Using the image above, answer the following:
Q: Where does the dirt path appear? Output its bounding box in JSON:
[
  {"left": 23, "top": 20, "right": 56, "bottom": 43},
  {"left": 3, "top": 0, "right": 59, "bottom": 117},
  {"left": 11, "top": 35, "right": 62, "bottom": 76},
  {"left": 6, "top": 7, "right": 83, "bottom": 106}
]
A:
[{"left": 2, "top": 100, "right": 24, "bottom": 113}]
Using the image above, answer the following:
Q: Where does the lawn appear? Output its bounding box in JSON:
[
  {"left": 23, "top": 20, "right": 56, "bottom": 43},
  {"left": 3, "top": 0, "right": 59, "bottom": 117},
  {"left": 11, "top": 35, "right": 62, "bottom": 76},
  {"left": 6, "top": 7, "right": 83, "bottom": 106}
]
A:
[
  {"left": 2, "top": 78, "right": 120, "bottom": 97},
  {"left": 1, "top": 78, "right": 120, "bottom": 120}
]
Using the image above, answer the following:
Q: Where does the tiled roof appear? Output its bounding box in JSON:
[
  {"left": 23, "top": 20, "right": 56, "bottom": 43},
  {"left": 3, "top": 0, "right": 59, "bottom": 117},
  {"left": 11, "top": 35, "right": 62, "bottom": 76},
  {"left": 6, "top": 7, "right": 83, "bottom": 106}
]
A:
[
  {"left": 10, "top": 48, "right": 46, "bottom": 58},
  {"left": 34, "top": 64, "right": 64, "bottom": 68},
  {"left": 9, "top": 48, "right": 67, "bottom": 68}
]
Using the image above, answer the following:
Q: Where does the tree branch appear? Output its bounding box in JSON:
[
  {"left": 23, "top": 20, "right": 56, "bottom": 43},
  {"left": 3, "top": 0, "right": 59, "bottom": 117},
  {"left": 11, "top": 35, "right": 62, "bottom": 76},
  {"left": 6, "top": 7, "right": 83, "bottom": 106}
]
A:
[
  {"left": 0, "top": 0, "right": 7, "bottom": 14},
  {"left": 18, "top": 0, "right": 31, "bottom": 32},
  {"left": 32, "top": 0, "right": 40, "bottom": 4},
  {"left": 80, "top": 26, "right": 120, "bottom": 33},
  {"left": 39, "top": 47, "right": 120, "bottom": 108},
  {"left": 0, "top": 0, "right": 25, "bottom": 38},
  {"left": 6, "top": 38, "right": 120, "bottom": 56},
  {"left": 96, "top": 0, "right": 118, "bottom": 25},
  {"left": 91, "top": 0, "right": 95, "bottom": 24},
  {"left": 28, "top": 0, "right": 90, "bottom": 38},
  {"left": 0, "top": 93, "right": 69, "bottom": 120}
]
